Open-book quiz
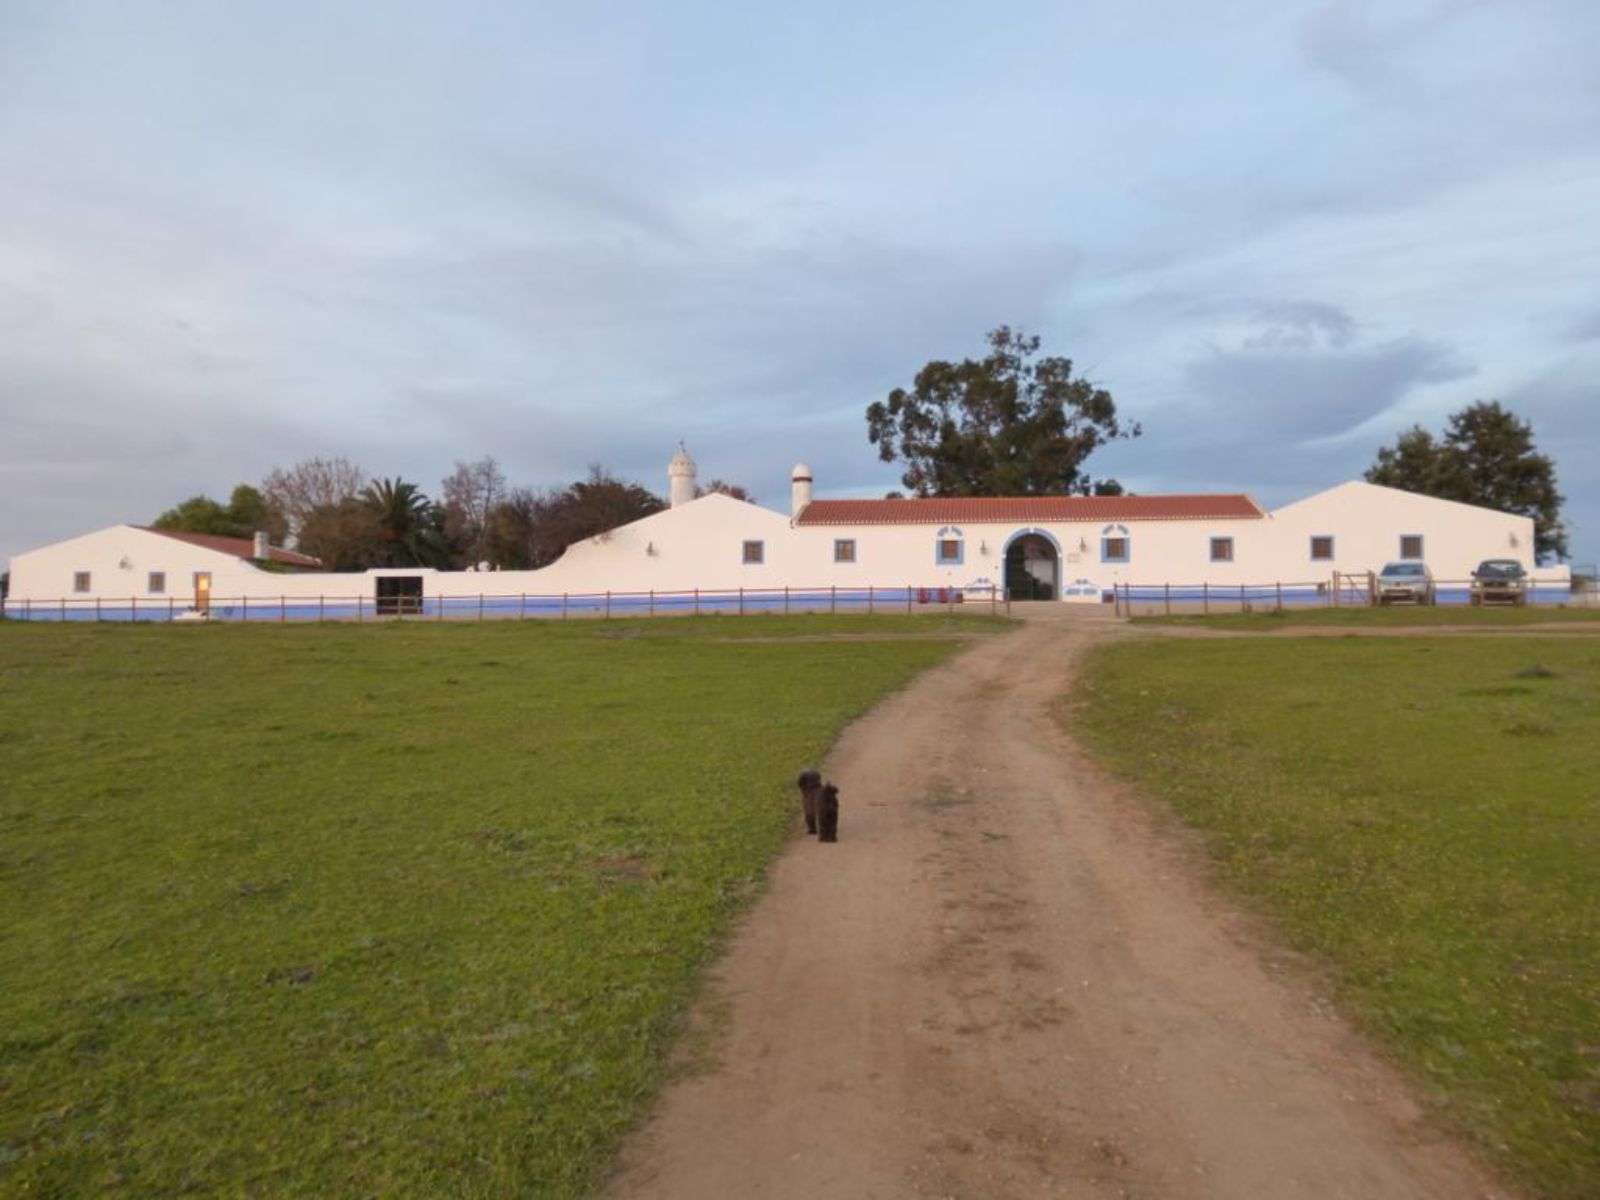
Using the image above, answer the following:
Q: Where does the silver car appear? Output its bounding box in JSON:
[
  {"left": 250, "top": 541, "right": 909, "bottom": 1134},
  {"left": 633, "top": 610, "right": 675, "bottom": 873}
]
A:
[{"left": 1377, "top": 561, "right": 1435, "bottom": 605}]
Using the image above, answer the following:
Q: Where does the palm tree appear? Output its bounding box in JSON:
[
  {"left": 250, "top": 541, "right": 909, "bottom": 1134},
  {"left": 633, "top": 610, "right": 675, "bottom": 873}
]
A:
[{"left": 361, "top": 478, "right": 448, "bottom": 567}]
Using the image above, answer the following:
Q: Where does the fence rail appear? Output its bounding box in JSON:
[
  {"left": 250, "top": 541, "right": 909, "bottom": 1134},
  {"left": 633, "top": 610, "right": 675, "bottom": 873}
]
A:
[
  {"left": 1112, "top": 574, "right": 1593, "bottom": 617},
  {"left": 0, "top": 584, "right": 1003, "bottom": 624}
]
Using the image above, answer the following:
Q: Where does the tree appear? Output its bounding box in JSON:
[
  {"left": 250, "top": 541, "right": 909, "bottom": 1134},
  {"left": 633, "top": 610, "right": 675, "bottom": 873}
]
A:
[
  {"left": 696, "top": 480, "right": 756, "bottom": 503},
  {"left": 296, "top": 497, "right": 384, "bottom": 571},
  {"left": 1366, "top": 401, "right": 1567, "bottom": 561},
  {"left": 360, "top": 477, "right": 450, "bottom": 568},
  {"left": 153, "top": 484, "right": 286, "bottom": 542},
  {"left": 504, "top": 467, "right": 665, "bottom": 570},
  {"left": 866, "top": 326, "right": 1139, "bottom": 497},
  {"left": 440, "top": 456, "right": 507, "bottom": 568},
  {"left": 261, "top": 457, "right": 366, "bottom": 542}
]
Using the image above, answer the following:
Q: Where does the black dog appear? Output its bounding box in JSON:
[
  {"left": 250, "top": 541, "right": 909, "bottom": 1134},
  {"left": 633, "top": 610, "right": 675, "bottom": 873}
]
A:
[
  {"left": 817, "top": 783, "right": 840, "bottom": 843},
  {"left": 796, "top": 769, "right": 823, "bottom": 835}
]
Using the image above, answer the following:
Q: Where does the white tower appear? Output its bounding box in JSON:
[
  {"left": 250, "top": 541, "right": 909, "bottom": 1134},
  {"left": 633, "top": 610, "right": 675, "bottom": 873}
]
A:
[
  {"left": 790, "top": 461, "right": 813, "bottom": 517},
  {"left": 668, "top": 443, "right": 697, "bottom": 508}
]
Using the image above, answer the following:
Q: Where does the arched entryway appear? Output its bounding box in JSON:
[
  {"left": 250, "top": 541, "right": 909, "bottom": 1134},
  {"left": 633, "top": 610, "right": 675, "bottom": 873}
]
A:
[{"left": 1004, "top": 530, "right": 1060, "bottom": 601}]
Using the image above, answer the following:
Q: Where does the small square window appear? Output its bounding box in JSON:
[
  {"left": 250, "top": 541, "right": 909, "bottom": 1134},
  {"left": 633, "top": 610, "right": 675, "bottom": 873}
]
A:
[
  {"left": 1101, "top": 537, "right": 1129, "bottom": 563},
  {"left": 937, "top": 538, "right": 962, "bottom": 564},
  {"left": 833, "top": 539, "right": 856, "bottom": 563},
  {"left": 148, "top": 571, "right": 166, "bottom": 594},
  {"left": 1210, "top": 537, "right": 1234, "bottom": 563},
  {"left": 1310, "top": 535, "right": 1335, "bottom": 561},
  {"left": 73, "top": 571, "right": 91, "bottom": 593},
  {"left": 742, "top": 540, "right": 764, "bottom": 565},
  {"left": 1399, "top": 534, "right": 1424, "bottom": 560}
]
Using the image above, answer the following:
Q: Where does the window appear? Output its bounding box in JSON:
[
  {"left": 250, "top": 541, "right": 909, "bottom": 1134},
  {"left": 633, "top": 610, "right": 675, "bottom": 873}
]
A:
[
  {"left": 148, "top": 571, "right": 166, "bottom": 594},
  {"left": 1100, "top": 524, "right": 1131, "bottom": 563},
  {"left": 1210, "top": 537, "right": 1234, "bottom": 563},
  {"left": 73, "top": 571, "right": 91, "bottom": 593},
  {"left": 833, "top": 539, "right": 856, "bottom": 563},
  {"left": 1310, "top": 535, "right": 1335, "bottom": 561},
  {"left": 938, "top": 539, "right": 961, "bottom": 563},
  {"left": 742, "top": 540, "right": 764, "bottom": 565},
  {"left": 1399, "top": 534, "right": 1424, "bottom": 560}
]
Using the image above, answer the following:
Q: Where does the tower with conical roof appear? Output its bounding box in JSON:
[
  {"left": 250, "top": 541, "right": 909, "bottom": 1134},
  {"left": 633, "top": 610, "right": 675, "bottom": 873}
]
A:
[{"left": 668, "top": 443, "right": 697, "bottom": 508}]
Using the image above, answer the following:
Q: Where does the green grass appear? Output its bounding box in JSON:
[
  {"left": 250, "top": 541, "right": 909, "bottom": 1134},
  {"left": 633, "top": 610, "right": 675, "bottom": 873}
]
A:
[
  {"left": 1135, "top": 604, "right": 1600, "bottom": 630},
  {"left": 0, "top": 614, "right": 1002, "bottom": 1197},
  {"left": 1074, "top": 635, "right": 1600, "bottom": 1198}
]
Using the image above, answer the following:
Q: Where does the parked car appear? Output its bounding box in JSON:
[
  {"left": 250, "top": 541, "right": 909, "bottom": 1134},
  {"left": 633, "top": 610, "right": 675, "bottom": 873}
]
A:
[
  {"left": 1470, "top": 559, "right": 1528, "bottom": 606},
  {"left": 1376, "top": 561, "right": 1435, "bottom": 605}
]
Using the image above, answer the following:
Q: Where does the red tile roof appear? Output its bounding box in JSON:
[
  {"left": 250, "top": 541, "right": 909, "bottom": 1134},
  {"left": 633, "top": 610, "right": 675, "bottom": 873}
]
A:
[
  {"left": 795, "top": 494, "right": 1264, "bottom": 526},
  {"left": 138, "top": 527, "right": 324, "bottom": 568}
]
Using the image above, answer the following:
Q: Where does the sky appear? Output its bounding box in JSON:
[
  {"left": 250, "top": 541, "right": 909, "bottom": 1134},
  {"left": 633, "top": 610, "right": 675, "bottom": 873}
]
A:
[{"left": 2, "top": 0, "right": 1597, "bottom": 567}]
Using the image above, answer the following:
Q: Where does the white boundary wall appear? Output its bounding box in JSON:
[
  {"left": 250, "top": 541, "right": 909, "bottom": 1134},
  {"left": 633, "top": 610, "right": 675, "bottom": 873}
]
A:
[{"left": 4, "top": 482, "right": 1569, "bottom": 612}]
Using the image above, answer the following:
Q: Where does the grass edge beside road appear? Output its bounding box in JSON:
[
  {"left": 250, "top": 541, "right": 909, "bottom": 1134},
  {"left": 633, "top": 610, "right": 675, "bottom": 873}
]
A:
[{"left": 1070, "top": 633, "right": 1600, "bottom": 1199}]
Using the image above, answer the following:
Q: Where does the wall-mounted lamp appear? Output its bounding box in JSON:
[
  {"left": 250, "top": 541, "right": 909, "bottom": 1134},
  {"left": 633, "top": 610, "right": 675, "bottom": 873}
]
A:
[
  {"left": 979, "top": 540, "right": 989, "bottom": 555},
  {"left": 646, "top": 541, "right": 657, "bottom": 556},
  {"left": 1077, "top": 537, "right": 1087, "bottom": 553}
]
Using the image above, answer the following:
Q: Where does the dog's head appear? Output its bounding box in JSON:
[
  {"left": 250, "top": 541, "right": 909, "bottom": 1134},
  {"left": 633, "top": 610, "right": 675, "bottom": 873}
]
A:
[
  {"left": 797, "top": 769, "right": 823, "bottom": 791},
  {"left": 820, "top": 784, "right": 839, "bottom": 805}
]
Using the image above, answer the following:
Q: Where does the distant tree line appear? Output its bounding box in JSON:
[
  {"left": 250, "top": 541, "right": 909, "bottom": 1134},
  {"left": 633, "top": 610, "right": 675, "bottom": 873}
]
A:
[{"left": 151, "top": 457, "right": 720, "bottom": 572}]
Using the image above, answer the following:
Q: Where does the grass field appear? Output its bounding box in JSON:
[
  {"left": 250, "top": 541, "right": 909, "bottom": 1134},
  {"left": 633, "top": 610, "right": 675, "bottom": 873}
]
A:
[
  {"left": 1074, "top": 634, "right": 1600, "bottom": 1198},
  {"left": 1135, "top": 604, "right": 1600, "bottom": 630},
  {"left": 0, "top": 613, "right": 1001, "bottom": 1198}
]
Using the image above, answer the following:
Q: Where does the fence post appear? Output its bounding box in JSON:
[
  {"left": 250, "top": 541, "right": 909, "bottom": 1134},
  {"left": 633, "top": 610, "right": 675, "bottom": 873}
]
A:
[
  {"left": 281, "top": 595, "right": 287, "bottom": 623},
  {"left": 168, "top": 597, "right": 173, "bottom": 620},
  {"left": 1276, "top": 581, "right": 1283, "bottom": 612},
  {"left": 831, "top": 585, "right": 836, "bottom": 614},
  {"left": 356, "top": 595, "right": 362, "bottom": 622},
  {"left": 25, "top": 598, "right": 30, "bottom": 620},
  {"left": 1239, "top": 584, "right": 1246, "bottom": 612},
  {"left": 319, "top": 594, "right": 325, "bottom": 622},
  {"left": 562, "top": 592, "right": 569, "bottom": 620},
  {"left": 1202, "top": 582, "right": 1208, "bottom": 615},
  {"left": 990, "top": 584, "right": 996, "bottom": 615},
  {"left": 605, "top": 590, "right": 611, "bottom": 619},
  {"left": 649, "top": 589, "right": 655, "bottom": 617},
  {"left": 478, "top": 593, "right": 484, "bottom": 622},
  {"left": 242, "top": 595, "right": 248, "bottom": 622},
  {"left": 694, "top": 588, "right": 700, "bottom": 616},
  {"left": 739, "top": 586, "right": 744, "bottom": 616},
  {"left": 784, "top": 585, "right": 790, "bottom": 615},
  {"left": 61, "top": 598, "right": 66, "bottom": 621},
  {"left": 520, "top": 593, "right": 526, "bottom": 620},
  {"left": 1164, "top": 582, "right": 1171, "bottom": 616},
  {"left": 867, "top": 585, "right": 873, "bottom": 614},
  {"left": 906, "top": 584, "right": 913, "bottom": 614},
  {"left": 131, "top": 596, "right": 136, "bottom": 622}
]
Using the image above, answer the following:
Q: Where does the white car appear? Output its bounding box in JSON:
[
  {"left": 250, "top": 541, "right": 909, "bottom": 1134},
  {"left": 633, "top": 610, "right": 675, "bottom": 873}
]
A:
[{"left": 1376, "top": 562, "right": 1436, "bottom": 605}]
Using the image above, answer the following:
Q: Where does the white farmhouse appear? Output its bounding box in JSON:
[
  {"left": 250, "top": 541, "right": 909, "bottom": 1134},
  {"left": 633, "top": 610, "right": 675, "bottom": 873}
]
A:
[{"left": 2, "top": 448, "right": 1568, "bottom": 619}]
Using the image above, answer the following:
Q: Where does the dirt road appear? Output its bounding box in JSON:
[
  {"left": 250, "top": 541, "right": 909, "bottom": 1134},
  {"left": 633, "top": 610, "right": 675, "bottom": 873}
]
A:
[{"left": 606, "top": 613, "right": 1508, "bottom": 1199}]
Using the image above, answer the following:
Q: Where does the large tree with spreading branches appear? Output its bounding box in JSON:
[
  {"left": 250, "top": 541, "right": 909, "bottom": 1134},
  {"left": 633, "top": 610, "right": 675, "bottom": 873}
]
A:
[{"left": 866, "top": 326, "right": 1139, "bottom": 497}]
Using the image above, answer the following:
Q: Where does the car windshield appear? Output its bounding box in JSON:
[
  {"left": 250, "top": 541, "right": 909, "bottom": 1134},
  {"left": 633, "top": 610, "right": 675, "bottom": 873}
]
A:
[
  {"left": 1476, "top": 560, "right": 1524, "bottom": 578},
  {"left": 1381, "top": 564, "right": 1425, "bottom": 577}
]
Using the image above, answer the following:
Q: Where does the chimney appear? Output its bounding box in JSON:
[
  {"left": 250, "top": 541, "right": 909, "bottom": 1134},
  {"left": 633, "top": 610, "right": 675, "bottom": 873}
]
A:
[
  {"left": 790, "top": 462, "right": 813, "bottom": 517},
  {"left": 252, "top": 531, "right": 270, "bottom": 560}
]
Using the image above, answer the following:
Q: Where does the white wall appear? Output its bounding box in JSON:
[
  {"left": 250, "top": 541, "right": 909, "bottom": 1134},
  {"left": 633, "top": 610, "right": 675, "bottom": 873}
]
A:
[{"left": 3, "top": 483, "right": 1566, "bottom": 610}]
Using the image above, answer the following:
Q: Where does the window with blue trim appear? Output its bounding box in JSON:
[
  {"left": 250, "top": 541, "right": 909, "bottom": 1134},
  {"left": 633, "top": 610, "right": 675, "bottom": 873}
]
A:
[
  {"left": 1100, "top": 524, "right": 1130, "bottom": 563},
  {"left": 935, "top": 527, "right": 964, "bottom": 565}
]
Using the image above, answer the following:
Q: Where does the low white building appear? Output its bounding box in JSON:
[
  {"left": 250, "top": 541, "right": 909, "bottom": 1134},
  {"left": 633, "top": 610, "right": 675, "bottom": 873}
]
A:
[{"left": 2, "top": 448, "right": 1569, "bottom": 619}]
